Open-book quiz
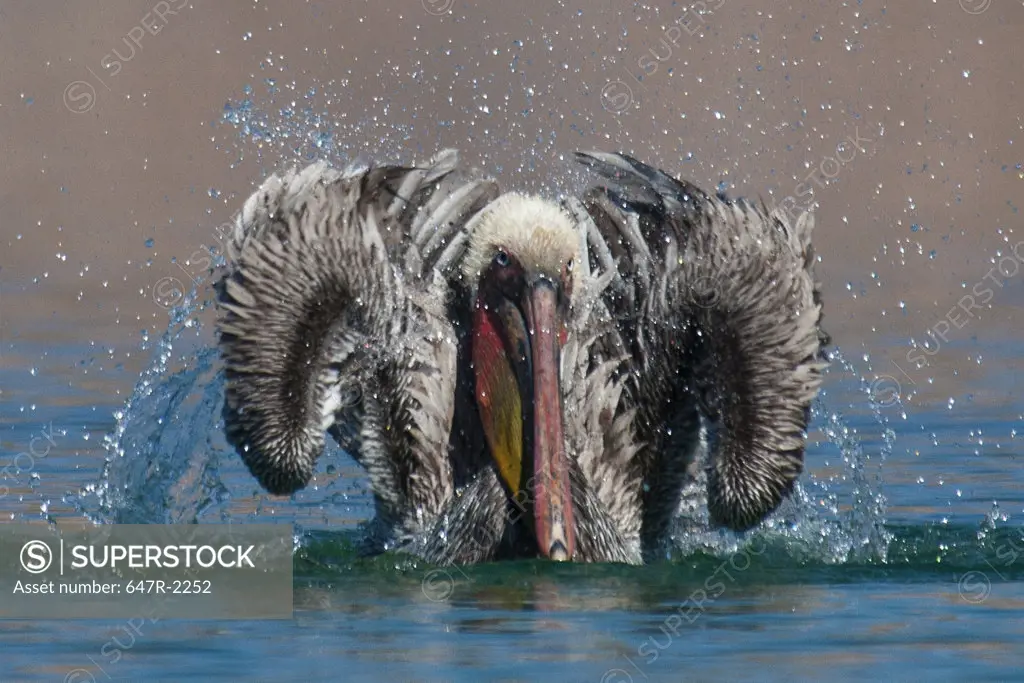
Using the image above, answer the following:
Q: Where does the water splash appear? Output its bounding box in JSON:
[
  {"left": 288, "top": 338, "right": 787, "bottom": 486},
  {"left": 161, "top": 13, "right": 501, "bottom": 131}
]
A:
[
  {"left": 82, "top": 266, "right": 896, "bottom": 571},
  {"left": 72, "top": 86, "right": 1006, "bottom": 573},
  {"left": 73, "top": 276, "right": 369, "bottom": 532}
]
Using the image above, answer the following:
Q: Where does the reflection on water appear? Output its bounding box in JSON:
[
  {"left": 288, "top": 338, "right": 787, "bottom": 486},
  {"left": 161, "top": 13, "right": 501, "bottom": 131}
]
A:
[
  {"left": 2, "top": 240, "right": 1023, "bottom": 682},
  {"left": 3, "top": 290, "right": 1024, "bottom": 680},
  {"left": 2, "top": 257, "right": 1024, "bottom": 679}
]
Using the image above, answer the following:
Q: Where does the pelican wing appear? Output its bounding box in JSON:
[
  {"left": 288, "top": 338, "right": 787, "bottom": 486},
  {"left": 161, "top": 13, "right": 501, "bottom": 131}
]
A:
[
  {"left": 576, "top": 151, "right": 829, "bottom": 534},
  {"left": 217, "top": 151, "right": 499, "bottom": 542}
]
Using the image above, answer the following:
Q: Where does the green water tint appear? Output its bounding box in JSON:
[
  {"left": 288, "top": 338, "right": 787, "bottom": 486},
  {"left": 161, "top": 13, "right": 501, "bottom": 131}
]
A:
[{"left": 293, "top": 522, "right": 1024, "bottom": 603}]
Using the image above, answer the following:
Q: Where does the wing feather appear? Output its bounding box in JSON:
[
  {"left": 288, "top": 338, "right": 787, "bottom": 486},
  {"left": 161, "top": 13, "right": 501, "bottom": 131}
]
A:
[
  {"left": 576, "top": 151, "right": 829, "bottom": 534},
  {"left": 217, "top": 151, "right": 498, "bottom": 543}
]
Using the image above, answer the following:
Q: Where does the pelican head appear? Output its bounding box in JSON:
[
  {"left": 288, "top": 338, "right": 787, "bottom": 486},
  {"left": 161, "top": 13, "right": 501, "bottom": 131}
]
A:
[{"left": 463, "top": 193, "right": 580, "bottom": 561}]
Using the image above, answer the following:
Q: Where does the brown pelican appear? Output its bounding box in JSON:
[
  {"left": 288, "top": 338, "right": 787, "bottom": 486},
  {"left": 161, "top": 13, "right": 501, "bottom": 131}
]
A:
[{"left": 215, "top": 149, "right": 828, "bottom": 565}]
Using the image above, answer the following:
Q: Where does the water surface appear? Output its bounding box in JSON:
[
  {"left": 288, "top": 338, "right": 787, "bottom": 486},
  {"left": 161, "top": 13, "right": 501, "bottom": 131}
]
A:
[{"left": 4, "top": 282, "right": 1024, "bottom": 682}]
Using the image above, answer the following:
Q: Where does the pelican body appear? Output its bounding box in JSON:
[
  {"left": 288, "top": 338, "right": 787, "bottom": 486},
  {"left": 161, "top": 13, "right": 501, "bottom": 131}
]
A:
[{"left": 216, "top": 150, "right": 828, "bottom": 565}]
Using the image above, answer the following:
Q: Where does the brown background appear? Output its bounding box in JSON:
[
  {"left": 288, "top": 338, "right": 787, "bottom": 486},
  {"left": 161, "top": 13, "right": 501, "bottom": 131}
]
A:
[{"left": 2, "top": 0, "right": 1023, "bottom": 407}]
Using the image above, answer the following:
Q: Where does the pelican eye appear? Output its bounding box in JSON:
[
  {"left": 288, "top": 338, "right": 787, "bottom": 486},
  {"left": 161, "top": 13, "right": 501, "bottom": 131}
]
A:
[
  {"left": 494, "top": 250, "right": 510, "bottom": 267},
  {"left": 565, "top": 258, "right": 574, "bottom": 273}
]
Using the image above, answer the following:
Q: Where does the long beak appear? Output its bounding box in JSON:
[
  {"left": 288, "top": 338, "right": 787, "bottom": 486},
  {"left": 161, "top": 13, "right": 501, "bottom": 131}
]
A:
[
  {"left": 520, "top": 278, "right": 575, "bottom": 561},
  {"left": 473, "top": 278, "right": 576, "bottom": 561}
]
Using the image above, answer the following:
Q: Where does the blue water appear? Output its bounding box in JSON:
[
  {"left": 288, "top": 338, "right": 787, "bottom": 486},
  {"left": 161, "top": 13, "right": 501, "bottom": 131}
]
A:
[
  {"left": 4, "top": 88, "right": 1024, "bottom": 681},
  {"left": 4, "top": 277, "right": 1024, "bottom": 682}
]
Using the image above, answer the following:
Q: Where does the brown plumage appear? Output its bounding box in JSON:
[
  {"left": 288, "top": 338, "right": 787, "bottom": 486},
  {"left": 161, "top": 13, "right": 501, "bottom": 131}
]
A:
[{"left": 215, "top": 149, "right": 829, "bottom": 565}]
